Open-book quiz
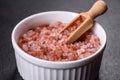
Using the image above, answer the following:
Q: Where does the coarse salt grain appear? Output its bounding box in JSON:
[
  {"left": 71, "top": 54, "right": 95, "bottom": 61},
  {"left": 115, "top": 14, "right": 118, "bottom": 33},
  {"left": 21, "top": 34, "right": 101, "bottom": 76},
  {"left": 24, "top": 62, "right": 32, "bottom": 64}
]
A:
[
  {"left": 22, "top": 44, "right": 28, "bottom": 51},
  {"left": 77, "top": 49, "right": 82, "bottom": 55}
]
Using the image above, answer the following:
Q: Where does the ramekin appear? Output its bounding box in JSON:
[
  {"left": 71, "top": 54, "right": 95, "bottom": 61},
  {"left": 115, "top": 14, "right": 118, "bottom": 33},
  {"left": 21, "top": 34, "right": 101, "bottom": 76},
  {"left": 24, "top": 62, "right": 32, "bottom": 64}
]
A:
[{"left": 11, "top": 11, "right": 106, "bottom": 80}]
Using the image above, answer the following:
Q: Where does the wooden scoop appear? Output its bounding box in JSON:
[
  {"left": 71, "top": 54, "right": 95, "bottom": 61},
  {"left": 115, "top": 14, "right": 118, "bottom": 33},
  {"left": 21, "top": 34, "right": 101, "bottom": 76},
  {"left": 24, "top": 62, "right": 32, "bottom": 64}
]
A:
[{"left": 59, "top": 0, "right": 107, "bottom": 43}]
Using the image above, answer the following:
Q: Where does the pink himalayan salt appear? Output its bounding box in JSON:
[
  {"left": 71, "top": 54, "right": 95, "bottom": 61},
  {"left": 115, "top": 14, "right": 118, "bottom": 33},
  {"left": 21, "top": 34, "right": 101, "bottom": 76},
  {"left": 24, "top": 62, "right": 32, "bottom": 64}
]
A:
[{"left": 18, "top": 21, "right": 100, "bottom": 61}]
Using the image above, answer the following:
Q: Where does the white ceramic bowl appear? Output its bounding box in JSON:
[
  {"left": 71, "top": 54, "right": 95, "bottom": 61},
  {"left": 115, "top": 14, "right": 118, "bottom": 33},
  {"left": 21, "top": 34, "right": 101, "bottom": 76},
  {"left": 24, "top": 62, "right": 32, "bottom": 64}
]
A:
[{"left": 11, "top": 11, "right": 106, "bottom": 80}]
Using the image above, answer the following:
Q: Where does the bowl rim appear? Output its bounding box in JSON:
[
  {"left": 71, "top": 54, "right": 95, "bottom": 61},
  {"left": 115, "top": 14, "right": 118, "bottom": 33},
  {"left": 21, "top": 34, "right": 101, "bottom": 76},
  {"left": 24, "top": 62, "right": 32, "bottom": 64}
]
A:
[{"left": 11, "top": 11, "right": 107, "bottom": 68}]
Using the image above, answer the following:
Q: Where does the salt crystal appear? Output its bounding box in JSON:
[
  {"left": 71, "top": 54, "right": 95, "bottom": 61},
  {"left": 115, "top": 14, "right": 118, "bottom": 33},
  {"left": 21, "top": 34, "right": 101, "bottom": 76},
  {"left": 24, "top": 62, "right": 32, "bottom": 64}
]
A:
[
  {"left": 49, "top": 44, "right": 56, "bottom": 51},
  {"left": 28, "top": 41, "right": 34, "bottom": 46},
  {"left": 77, "top": 49, "right": 82, "bottom": 55},
  {"left": 58, "top": 38, "right": 64, "bottom": 43},
  {"left": 50, "top": 33, "right": 56, "bottom": 37},
  {"left": 58, "top": 34, "right": 62, "bottom": 39},
  {"left": 86, "top": 43, "right": 91, "bottom": 47},
  {"left": 80, "top": 48, "right": 85, "bottom": 53},
  {"left": 22, "top": 44, "right": 28, "bottom": 51},
  {"left": 79, "top": 55, "right": 84, "bottom": 59},
  {"left": 27, "top": 30, "right": 35, "bottom": 37},
  {"left": 30, "top": 43, "right": 40, "bottom": 52},
  {"left": 81, "top": 45, "right": 87, "bottom": 49}
]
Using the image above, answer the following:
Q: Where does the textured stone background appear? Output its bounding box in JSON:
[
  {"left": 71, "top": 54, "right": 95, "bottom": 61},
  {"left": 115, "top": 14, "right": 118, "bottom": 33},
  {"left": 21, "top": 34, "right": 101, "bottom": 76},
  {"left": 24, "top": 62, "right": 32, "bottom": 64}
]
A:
[{"left": 0, "top": 0, "right": 120, "bottom": 80}]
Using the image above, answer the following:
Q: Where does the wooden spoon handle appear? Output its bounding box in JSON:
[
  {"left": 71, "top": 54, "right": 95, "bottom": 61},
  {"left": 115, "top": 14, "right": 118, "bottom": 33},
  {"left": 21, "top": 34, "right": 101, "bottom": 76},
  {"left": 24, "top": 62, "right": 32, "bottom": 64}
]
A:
[{"left": 87, "top": 0, "right": 107, "bottom": 19}]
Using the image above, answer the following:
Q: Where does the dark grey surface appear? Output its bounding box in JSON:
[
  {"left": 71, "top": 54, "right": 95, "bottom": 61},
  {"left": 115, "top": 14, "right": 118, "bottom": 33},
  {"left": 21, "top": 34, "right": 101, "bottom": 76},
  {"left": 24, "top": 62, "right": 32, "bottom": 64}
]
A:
[{"left": 0, "top": 0, "right": 120, "bottom": 80}]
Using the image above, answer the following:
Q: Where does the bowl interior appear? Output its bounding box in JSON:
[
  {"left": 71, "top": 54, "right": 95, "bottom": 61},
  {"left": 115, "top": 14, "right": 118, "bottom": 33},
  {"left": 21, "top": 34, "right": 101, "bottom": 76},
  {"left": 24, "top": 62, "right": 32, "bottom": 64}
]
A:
[{"left": 12, "top": 11, "right": 106, "bottom": 68}]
